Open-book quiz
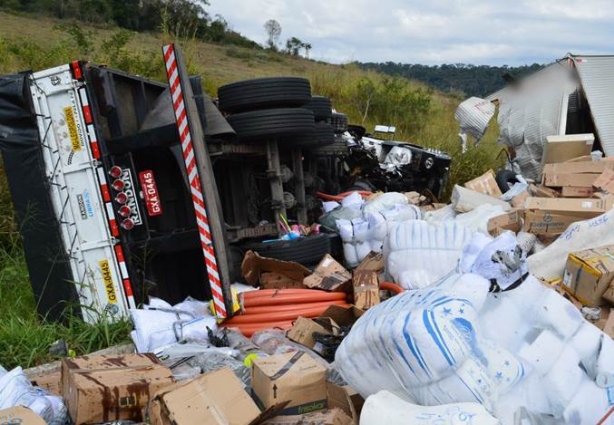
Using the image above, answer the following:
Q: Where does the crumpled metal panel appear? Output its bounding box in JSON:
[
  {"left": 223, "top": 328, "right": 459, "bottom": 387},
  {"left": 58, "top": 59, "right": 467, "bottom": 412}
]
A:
[
  {"left": 454, "top": 97, "right": 495, "bottom": 151},
  {"left": 484, "top": 62, "right": 577, "bottom": 180},
  {"left": 572, "top": 55, "right": 614, "bottom": 156}
]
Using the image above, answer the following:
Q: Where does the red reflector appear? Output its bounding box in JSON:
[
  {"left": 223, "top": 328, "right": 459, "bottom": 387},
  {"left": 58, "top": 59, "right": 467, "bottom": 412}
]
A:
[
  {"left": 101, "top": 184, "right": 111, "bottom": 202},
  {"left": 109, "top": 166, "right": 123, "bottom": 179},
  {"left": 118, "top": 205, "right": 131, "bottom": 217},
  {"left": 112, "top": 179, "right": 125, "bottom": 191},
  {"left": 115, "top": 192, "right": 129, "bottom": 204},
  {"left": 110, "top": 220, "right": 120, "bottom": 237},
  {"left": 114, "top": 245, "right": 125, "bottom": 263},
  {"left": 82, "top": 105, "right": 93, "bottom": 124},
  {"left": 121, "top": 218, "right": 135, "bottom": 230},
  {"left": 123, "top": 279, "right": 134, "bottom": 297},
  {"left": 71, "top": 60, "right": 83, "bottom": 81},
  {"left": 90, "top": 141, "right": 101, "bottom": 159}
]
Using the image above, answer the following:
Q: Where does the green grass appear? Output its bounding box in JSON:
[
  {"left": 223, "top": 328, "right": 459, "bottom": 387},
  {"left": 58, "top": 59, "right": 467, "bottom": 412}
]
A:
[
  {"left": 0, "top": 11, "right": 503, "bottom": 369},
  {"left": 0, "top": 246, "right": 132, "bottom": 370}
]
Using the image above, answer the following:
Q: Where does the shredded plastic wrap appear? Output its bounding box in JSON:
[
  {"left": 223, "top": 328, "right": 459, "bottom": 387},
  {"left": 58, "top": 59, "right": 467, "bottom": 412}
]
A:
[
  {"left": 0, "top": 366, "right": 67, "bottom": 424},
  {"left": 188, "top": 351, "right": 251, "bottom": 388},
  {"left": 336, "top": 232, "right": 614, "bottom": 424}
]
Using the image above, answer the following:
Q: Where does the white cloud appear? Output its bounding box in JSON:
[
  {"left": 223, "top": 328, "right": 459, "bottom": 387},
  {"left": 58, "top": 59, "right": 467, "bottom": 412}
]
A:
[{"left": 208, "top": 0, "right": 614, "bottom": 65}]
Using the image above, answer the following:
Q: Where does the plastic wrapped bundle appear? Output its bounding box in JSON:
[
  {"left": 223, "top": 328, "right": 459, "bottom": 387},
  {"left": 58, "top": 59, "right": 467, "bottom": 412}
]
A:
[
  {"left": 360, "top": 391, "right": 501, "bottom": 425},
  {"left": 0, "top": 367, "right": 67, "bottom": 424},
  {"left": 337, "top": 232, "right": 614, "bottom": 424},
  {"left": 384, "top": 220, "right": 473, "bottom": 289}
]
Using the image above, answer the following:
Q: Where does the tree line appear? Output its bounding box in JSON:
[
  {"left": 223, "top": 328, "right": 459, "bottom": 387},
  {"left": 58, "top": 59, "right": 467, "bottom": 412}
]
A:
[
  {"left": 0, "top": 0, "right": 260, "bottom": 48},
  {"left": 355, "top": 62, "right": 546, "bottom": 98}
]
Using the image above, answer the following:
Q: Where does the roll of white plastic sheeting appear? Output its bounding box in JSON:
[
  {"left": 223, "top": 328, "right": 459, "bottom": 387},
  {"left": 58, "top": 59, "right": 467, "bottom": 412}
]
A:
[
  {"left": 528, "top": 209, "right": 614, "bottom": 280},
  {"left": 360, "top": 391, "right": 501, "bottom": 425},
  {"left": 384, "top": 220, "right": 473, "bottom": 289},
  {"left": 454, "top": 204, "right": 507, "bottom": 234},
  {"left": 337, "top": 231, "right": 614, "bottom": 424}
]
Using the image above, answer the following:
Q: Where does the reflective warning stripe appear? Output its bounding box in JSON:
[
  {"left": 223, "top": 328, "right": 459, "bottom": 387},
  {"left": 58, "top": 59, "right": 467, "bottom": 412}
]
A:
[
  {"left": 114, "top": 244, "right": 136, "bottom": 308},
  {"left": 163, "top": 44, "right": 227, "bottom": 318}
]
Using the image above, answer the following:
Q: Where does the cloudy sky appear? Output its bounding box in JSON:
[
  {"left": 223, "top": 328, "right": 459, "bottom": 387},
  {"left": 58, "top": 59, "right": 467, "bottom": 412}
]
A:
[{"left": 208, "top": 0, "right": 614, "bottom": 66}]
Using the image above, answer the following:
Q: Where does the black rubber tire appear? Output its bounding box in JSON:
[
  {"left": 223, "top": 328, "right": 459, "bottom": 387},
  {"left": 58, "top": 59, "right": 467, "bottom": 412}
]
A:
[
  {"left": 282, "top": 123, "right": 335, "bottom": 148},
  {"left": 330, "top": 112, "right": 349, "bottom": 133},
  {"left": 227, "top": 108, "right": 315, "bottom": 141},
  {"left": 496, "top": 169, "right": 520, "bottom": 193},
  {"left": 304, "top": 96, "right": 332, "bottom": 121},
  {"left": 241, "top": 234, "right": 331, "bottom": 265},
  {"left": 218, "top": 77, "right": 311, "bottom": 113}
]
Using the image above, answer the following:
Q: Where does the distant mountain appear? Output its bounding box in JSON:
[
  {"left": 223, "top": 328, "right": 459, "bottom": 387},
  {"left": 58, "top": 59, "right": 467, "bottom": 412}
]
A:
[{"left": 355, "top": 62, "right": 546, "bottom": 98}]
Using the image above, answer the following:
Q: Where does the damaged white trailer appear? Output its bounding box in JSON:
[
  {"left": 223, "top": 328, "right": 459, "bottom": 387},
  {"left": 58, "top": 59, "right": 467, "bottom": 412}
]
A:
[{"left": 455, "top": 54, "right": 614, "bottom": 181}]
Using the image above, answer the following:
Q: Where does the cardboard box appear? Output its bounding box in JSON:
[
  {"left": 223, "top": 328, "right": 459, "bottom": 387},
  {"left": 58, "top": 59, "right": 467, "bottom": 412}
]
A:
[
  {"left": 511, "top": 190, "right": 530, "bottom": 209},
  {"left": 303, "top": 255, "right": 352, "bottom": 292},
  {"left": 524, "top": 211, "right": 580, "bottom": 235},
  {"left": 603, "top": 285, "right": 614, "bottom": 305},
  {"left": 252, "top": 352, "right": 328, "bottom": 415},
  {"left": 287, "top": 317, "right": 338, "bottom": 353},
  {"left": 352, "top": 270, "right": 380, "bottom": 310},
  {"left": 524, "top": 197, "right": 613, "bottom": 218},
  {"left": 31, "top": 370, "right": 61, "bottom": 396},
  {"left": 530, "top": 184, "right": 559, "bottom": 198},
  {"left": 594, "top": 169, "right": 614, "bottom": 194},
  {"left": 149, "top": 367, "right": 282, "bottom": 425},
  {"left": 463, "top": 169, "right": 503, "bottom": 197},
  {"left": 543, "top": 173, "right": 598, "bottom": 188},
  {"left": 242, "top": 251, "right": 311, "bottom": 288},
  {"left": 355, "top": 252, "right": 384, "bottom": 274},
  {"left": 487, "top": 210, "right": 523, "bottom": 237},
  {"left": 542, "top": 161, "right": 614, "bottom": 175},
  {"left": 261, "top": 408, "right": 352, "bottom": 425},
  {"left": 260, "top": 272, "right": 308, "bottom": 290},
  {"left": 542, "top": 133, "right": 594, "bottom": 165},
  {"left": 260, "top": 382, "right": 360, "bottom": 425},
  {"left": 563, "top": 245, "right": 614, "bottom": 306},
  {"left": 287, "top": 306, "right": 363, "bottom": 358},
  {"left": 0, "top": 407, "right": 47, "bottom": 425},
  {"left": 561, "top": 187, "right": 594, "bottom": 198},
  {"left": 62, "top": 353, "right": 174, "bottom": 424}
]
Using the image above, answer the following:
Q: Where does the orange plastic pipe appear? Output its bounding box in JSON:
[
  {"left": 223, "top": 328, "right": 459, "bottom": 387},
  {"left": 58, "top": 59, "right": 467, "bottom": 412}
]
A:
[
  {"left": 243, "top": 292, "right": 347, "bottom": 308},
  {"left": 244, "top": 300, "right": 348, "bottom": 315},
  {"left": 242, "top": 289, "right": 330, "bottom": 298},
  {"left": 220, "top": 321, "right": 294, "bottom": 337},
  {"left": 225, "top": 304, "right": 351, "bottom": 325},
  {"left": 380, "top": 281, "right": 404, "bottom": 294}
]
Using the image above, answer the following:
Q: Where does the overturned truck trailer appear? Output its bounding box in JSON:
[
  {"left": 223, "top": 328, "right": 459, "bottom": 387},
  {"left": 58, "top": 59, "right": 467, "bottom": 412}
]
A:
[
  {"left": 0, "top": 46, "right": 234, "bottom": 323},
  {"left": 456, "top": 54, "right": 614, "bottom": 180}
]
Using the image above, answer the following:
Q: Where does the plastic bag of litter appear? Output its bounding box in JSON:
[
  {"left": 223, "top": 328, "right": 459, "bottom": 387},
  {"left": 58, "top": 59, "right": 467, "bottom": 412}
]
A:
[
  {"left": 0, "top": 367, "right": 67, "bottom": 424},
  {"left": 188, "top": 351, "right": 251, "bottom": 388}
]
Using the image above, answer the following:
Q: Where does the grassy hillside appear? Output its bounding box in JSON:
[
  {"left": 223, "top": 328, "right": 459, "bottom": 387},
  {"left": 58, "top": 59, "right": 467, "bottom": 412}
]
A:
[{"left": 0, "top": 11, "right": 503, "bottom": 369}]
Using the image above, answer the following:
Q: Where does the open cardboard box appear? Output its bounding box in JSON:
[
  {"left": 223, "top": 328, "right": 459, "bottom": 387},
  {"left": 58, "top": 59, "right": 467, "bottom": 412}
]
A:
[
  {"left": 303, "top": 254, "right": 352, "bottom": 292},
  {"left": 287, "top": 305, "right": 365, "bottom": 356},
  {"left": 242, "top": 250, "right": 311, "bottom": 289},
  {"left": 261, "top": 381, "right": 363, "bottom": 425},
  {"left": 149, "top": 367, "right": 287, "bottom": 425}
]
